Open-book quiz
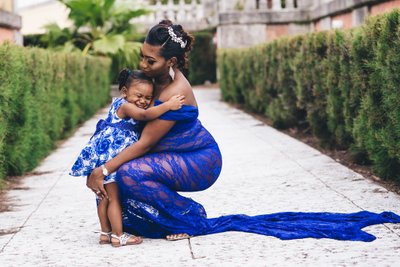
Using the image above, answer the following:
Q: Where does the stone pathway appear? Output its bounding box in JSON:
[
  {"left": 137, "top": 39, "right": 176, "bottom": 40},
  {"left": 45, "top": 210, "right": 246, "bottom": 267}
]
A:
[{"left": 0, "top": 88, "right": 399, "bottom": 266}]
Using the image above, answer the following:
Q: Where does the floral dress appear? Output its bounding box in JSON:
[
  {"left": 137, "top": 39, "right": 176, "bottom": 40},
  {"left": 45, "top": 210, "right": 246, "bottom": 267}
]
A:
[{"left": 70, "top": 98, "right": 141, "bottom": 184}]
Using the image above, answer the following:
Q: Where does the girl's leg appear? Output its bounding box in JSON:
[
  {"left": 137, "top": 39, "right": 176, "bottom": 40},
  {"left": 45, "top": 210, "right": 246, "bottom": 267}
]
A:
[
  {"left": 105, "top": 182, "right": 142, "bottom": 246},
  {"left": 97, "top": 197, "right": 111, "bottom": 243},
  {"left": 104, "top": 183, "right": 123, "bottom": 235}
]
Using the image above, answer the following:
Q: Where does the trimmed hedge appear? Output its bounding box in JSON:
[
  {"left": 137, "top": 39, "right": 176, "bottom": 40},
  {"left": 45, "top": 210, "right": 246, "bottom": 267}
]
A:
[
  {"left": 0, "top": 44, "right": 111, "bottom": 181},
  {"left": 218, "top": 10, "right": 400, "bottom": 182},
  {"left": 188, "top": 30, "right": 217, "bottom": 85}
]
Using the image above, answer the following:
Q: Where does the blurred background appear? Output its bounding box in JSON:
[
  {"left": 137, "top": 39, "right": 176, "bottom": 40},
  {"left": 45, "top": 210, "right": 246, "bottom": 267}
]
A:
[{"left": 2, "top": 0, "right": 400, "bottom": 84}]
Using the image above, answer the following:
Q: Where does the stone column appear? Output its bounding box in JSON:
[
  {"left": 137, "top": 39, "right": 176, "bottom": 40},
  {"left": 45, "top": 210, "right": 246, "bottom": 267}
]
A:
[
  {"left": 286, "top": 0, "right": 294, "bottom": 9},
  {"left": 259, "top": 0, "right": 268, "bottom": 10},
  {"left": 272, "top": 0, "right": 282, "bottom": 10},
  {"left": 167, "top": 0, "right": 175, "bottom": 21},
  {"left": 155, "top": 0, "right": 162, "bottom": 21},
  {"left": 217, "top": 24, "right": 267, "bottom": 48},
  {"left": 177, "top": 0, "right": 186, "bottom": 21},
  {"left": 319, "top": 16, "right": 331, "bottom": 30},
  {"left": 352, "top": 6, "right": 368, "bottom": 27},
  {"left": 202, "top": 0, "right": 218, "bottom": 26},
  {"left": 220, "top": 0, "right": 228, "bottom": 12},
  {"left": 297, "top": 0, "right": 314, "bottom": 9},
  {"left": 244, "top": 0, "right": 257, "bottom": 10}
]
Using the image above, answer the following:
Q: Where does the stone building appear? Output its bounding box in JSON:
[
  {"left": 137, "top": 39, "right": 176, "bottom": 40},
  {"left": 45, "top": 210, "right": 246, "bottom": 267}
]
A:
[
  {"left": 17, "top": 0, "right": 71, "bottom": 35},
  {"left": 13, "top": 0, "right": 400, "bottom": 48},
  {"left": 16, "top": 0, "right": 215, "bottom": 35},
  {"left": 218, "top": 0, "right": 400, "bottom": 48},
  {"left": 0, "top": 0, "right": 22, "bottom": 45}
]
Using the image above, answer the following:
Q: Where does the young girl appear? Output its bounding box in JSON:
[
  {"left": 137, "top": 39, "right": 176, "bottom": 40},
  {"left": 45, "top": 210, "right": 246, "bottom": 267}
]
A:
[{"left": 69, "top": 69, "right": 184, "bottom": 247}]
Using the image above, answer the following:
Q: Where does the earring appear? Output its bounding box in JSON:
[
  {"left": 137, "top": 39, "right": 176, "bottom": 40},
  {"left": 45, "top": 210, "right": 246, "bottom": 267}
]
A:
[{"left": 169, "top": 66, "right": 175, "bottom": 80}]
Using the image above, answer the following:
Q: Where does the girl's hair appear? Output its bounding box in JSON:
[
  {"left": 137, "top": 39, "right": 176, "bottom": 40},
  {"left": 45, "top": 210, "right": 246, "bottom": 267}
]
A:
[
  {"left": 117, "top": 69, "right": 152, "bottom": 91},
  {"left": 145, "top": 20, "right": 194, "bottom": 76}
]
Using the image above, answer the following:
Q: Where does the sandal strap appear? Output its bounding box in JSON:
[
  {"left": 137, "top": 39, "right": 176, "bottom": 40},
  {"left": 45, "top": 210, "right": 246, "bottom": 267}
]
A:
[
  {"left": 111, "top": 233, "right": 133, "bottom": 245},
  {"left": 100, "top": 231, "right": 112, "bottom": 242},
  {"left": 100, "top": 231, "right": 111, "bottom": 236}
]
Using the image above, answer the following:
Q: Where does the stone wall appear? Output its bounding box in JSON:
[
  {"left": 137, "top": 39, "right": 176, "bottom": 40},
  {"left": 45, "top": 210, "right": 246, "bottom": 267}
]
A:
[
  {"left": 217, "top": 0, "right": 400, "bottom": 48},
  {"left": 0, "top": 0, "right": 22, "bottom": 45}
]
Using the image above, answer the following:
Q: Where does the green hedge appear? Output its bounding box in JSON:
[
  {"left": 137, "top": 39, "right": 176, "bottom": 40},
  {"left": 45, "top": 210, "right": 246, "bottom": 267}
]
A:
[
  {"left": 0, "top": 44, "right": 111, "bottom": 181},
  {"left": 188, "top": 30, "right": 217, "bottom": 85},
  {"left": 218, "top": 10, "right": 400, "bottom": 182}
]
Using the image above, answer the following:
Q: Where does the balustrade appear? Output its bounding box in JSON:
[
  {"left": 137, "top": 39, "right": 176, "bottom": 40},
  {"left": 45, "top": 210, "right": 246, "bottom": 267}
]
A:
[
  {"left": 219, "top": 0, "right": 301, "bottom": 12},
  {"left": 132, "top": 0, "right": 205, "bottom": 30}
]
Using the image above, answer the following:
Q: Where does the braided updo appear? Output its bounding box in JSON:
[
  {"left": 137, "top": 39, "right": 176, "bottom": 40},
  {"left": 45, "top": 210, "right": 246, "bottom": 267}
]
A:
[{"left": 145, "top": 20, "right": 194, "bottom": 76}]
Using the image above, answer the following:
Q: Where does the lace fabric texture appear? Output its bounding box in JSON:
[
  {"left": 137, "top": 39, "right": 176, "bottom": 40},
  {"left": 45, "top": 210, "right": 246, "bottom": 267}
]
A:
[{"left": 116, "top": 101, "right": 400, "bottom": 241}]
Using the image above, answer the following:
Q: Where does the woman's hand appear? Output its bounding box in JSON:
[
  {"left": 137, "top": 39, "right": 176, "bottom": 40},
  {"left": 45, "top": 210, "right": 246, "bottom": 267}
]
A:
[{"left": 87, "top": 167, "right": 108, "bottom": 199}]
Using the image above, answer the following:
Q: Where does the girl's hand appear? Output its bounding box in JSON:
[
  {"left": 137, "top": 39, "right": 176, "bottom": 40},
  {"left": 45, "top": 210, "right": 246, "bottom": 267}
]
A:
[
  {"left": 166, "top": 94, "right": 185, "bottom": 110},
  {"left": 86, "top": 167, "right": 108, "bottom": 199}
]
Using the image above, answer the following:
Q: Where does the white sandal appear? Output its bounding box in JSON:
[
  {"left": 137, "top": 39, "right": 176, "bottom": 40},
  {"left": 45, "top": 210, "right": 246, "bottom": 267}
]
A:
[
  {"left": 99, "top": 231, "right": 111, "bottom": 245},
  {"left": 111, "top": 233, "right": 142, "bottom": 247}
]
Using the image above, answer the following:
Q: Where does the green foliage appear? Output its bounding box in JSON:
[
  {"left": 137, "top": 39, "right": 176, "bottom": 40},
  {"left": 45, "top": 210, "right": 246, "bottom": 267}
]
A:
[
  {"left": 352, "top": 11, "right": 400, "bottom": 179},
  {"left": 0, "top": 44, "right": 111, "bottom": 180},
  {"left": 188, "top": 30, "right": 217, "bottom": 85},
  {"left": 218, "top": 9, "right": 400, "bottom": 182},
  {"left": 40, "top": 0, "right": 148, "bottom": 81},
  {"left": 268, "top": 36, "right": 304, "bottom": 128}
]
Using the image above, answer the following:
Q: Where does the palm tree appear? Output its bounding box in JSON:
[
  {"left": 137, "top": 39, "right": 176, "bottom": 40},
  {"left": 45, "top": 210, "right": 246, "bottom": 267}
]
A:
[{"left": 43, "top": 0, "right": 149, "bottom": 79}]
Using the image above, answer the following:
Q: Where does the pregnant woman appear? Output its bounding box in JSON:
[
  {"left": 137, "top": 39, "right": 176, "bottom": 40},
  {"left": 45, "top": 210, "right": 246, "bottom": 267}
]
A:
[{"left": 87, "top": 20, "right": 400, "bottom": 244}]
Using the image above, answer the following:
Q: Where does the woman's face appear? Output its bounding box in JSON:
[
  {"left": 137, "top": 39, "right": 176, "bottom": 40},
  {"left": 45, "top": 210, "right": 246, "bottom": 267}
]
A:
[{"left": 139, "top": 43, "right": 169, "bottom": 78}]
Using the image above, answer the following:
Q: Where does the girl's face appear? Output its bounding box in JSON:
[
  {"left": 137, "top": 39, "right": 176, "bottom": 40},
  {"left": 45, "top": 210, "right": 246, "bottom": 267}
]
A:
[
  {"left": 139, "top": 42, "right": 170, "bottom": 78},
  {"left": 123, "top": 81, "right": 153, "bottom": 109}
]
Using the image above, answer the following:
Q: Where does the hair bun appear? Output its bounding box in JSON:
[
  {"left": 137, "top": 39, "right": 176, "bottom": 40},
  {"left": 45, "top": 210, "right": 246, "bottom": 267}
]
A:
[
  {"left": 159, "top": 20, "right": 173, "bottom": 26},
  {"left": 117, "top": 68, "right": 131, "bottom": 90}
]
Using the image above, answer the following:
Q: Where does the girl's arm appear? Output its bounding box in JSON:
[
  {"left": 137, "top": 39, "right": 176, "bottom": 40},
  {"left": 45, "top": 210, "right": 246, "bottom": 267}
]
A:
[
  {"left": 119, "top": 95, "right": 184, "bottom": 121},
  {"left": 87, "top": 119, "right": 176, "bottom": 199}
]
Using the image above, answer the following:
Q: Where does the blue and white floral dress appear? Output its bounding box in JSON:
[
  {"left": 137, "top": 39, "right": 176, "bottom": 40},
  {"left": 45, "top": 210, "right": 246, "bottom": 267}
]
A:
[{"left": 69, "top": 98, "right": 141, "bottom": 184}]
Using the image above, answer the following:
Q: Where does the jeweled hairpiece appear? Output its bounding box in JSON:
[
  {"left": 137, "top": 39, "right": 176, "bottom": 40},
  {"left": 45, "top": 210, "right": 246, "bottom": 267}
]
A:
[{"left": 167, "top": 26, "right": 187, "bottom": 48}]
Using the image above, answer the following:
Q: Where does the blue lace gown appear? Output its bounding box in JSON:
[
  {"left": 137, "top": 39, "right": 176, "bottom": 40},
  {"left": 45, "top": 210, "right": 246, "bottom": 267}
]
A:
[{"left": 116, "top": 100, "right": 400, "bottom": 242}]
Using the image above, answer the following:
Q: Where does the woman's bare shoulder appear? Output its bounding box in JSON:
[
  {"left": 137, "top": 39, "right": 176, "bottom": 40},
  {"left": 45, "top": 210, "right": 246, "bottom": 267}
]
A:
[{"left": 159, "top": 73, "right": 194, "bottom": 103}]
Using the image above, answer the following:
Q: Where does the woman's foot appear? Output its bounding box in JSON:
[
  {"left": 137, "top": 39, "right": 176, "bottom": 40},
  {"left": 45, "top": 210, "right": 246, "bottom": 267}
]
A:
[
  {"left": 99, "top": 231, "right": 111, "bottom": 244},
  {"left": 166, "top": 233, "right": 190, "bottom": 241},
  {"left": 111, "top": 233, "right": 142, "bottom": 247}
]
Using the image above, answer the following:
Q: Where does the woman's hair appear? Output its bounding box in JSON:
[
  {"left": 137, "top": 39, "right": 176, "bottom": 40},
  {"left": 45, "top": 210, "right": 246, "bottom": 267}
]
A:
[
  {"left": 117, "top": 69, "right": 153, "bottom": 91},
  {"left": 145, "top": 20, "right": 194, "bottom": 76}
]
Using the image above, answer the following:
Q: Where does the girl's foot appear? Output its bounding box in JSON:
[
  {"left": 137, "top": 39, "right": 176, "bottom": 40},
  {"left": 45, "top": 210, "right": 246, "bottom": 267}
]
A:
[
  {"left": 166, "top": 233, "right": 191, "bottom": 241},
  {"left": 99, "top": 231, "right": 111, "bottom": 244},
  {"left": 111, "top": 233, "right": 142, "bottom": 247}
]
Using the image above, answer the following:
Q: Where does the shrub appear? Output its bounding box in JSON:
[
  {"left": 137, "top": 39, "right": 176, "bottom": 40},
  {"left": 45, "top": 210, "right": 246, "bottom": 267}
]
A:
[
  {"left": 0, "top": 44, "right": 111, "bottom": 180},
  {"left": 189, "top": 30, "right": 217, "bottom": 85},
  {"left": 218, "top": 9, "right": 400, "bottom": 182}
]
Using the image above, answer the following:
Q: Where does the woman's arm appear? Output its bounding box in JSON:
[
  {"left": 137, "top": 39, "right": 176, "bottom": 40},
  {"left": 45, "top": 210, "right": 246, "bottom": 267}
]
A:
[
  {"left": 119, "top": 95, "right": 184, "bottom": 121},
  {"left": 87, "top": 119, "right": 176, "bottom": 199}
]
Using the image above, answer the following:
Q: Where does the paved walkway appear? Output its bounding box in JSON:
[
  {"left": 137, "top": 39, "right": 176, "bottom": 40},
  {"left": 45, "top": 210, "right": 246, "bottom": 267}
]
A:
[{"left": 0, "top": 88, "right": 399, "bottom": 267}]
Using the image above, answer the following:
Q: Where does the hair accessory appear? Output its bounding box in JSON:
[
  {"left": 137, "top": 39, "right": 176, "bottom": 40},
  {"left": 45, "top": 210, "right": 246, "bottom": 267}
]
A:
[
  {"left": 127, "top": 69, "right": 132, "bottom": 75},
  {"left": 167, "top": 26, "right": 187, "bottom": 48}
]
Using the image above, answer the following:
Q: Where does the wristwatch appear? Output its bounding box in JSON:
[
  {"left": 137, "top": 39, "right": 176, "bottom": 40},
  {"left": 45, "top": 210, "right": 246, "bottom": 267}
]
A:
[{"left": 100, "top": 164, "right": 109, "bottom": 176}]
